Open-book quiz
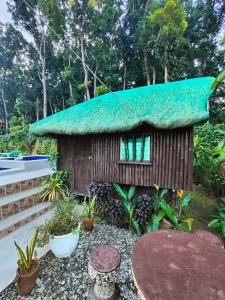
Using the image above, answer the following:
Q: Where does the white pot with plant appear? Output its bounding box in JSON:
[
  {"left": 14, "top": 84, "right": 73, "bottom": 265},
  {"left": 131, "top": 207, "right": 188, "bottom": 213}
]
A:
[{"left": 38, "top": 200, "right": 80, "bottom": 258}]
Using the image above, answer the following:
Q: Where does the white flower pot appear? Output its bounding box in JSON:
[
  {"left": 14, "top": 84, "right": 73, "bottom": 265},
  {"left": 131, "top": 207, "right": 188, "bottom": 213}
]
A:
[{"left": 49, "top": 231, "right": 79, "bottom": 258}]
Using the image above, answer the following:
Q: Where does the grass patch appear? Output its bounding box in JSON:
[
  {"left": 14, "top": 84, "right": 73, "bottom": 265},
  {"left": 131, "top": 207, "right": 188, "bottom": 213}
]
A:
[{"left": 184, "top": 185, "right": 220, "bottom": 232}]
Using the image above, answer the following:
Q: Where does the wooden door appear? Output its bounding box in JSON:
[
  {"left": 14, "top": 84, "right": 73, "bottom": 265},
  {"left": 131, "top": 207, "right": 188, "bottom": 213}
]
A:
[{"left": 73, "top": 136, "right": 92, "bottom": 194}]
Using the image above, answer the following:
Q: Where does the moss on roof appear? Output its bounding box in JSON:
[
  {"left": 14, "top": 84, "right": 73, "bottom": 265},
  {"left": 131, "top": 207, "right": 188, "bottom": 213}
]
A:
[{"left": 30, "top": 77, "right": 214, "bottom": 136}]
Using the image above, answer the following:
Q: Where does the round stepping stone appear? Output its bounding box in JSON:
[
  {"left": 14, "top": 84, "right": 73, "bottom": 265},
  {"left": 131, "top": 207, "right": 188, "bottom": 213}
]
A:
[
  {"left": 88, "top": 245, "right": 120, "bottom": 300},
  {"left": 132, "top": 229, "right": 225, "bottom": 300}
]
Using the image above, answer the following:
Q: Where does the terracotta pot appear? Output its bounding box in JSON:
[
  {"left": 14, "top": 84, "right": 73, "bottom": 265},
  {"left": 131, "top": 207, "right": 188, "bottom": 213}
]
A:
[
  {"left": 16, "top": 260, "right": 39, "bottom": 296},
  {"left": 83, "top": 217, "right": 94, "bottom": 232}
]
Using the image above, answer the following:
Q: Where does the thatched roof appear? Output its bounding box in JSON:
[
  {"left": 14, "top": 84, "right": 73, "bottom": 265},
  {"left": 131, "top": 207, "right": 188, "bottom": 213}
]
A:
[{"left": 30, "top": 77, "right": 214, "bottom": 136}]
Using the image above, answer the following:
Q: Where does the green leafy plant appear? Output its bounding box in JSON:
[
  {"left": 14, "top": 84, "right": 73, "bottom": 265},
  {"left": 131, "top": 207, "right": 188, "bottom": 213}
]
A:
[
  {"left": 183, "top": 218, "right": 194, "bottom": 232},
  {"left": 95, "top": 85, "right": 109, "bottom": 96},
  {"left": 177, "top": 189, "right": 191, "bottom": 217},
  {"left": 194, "top": 124, "right": 225, "bottom": 196},
  {"left": 113, "top": 183, "right": 141, "bottom": 234},
  {"left": 82, "top": 194, "right": 96, "bottom": 218},
  {"left": 14, "top": 229, "right": 38, "bottom": 274},
  {"left": 41, "top": 170, "right": 68, "bottom": 201},
  {"left": 211, "top": 69, "right": 225, "bottom": 90},
  {"left": 38, "top": 201, "right": 79, "bottom": 246},
  {"left": 49, "top": 152, "right": 59, "bottom": 171},
  {"left": 146, "top": 186, "right": 192, "bottom": 233},
  {"left": 208, "top": 200, "right": 225, "bottom": 240}
]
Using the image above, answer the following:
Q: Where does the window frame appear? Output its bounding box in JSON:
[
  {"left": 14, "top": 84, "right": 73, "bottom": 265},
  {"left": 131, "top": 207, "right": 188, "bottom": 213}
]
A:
[{"left": 118, "top": 133, "right": 152, "bottom": 165}]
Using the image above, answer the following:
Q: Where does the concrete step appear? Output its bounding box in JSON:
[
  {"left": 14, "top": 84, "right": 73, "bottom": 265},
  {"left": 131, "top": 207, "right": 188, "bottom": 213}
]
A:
[
  {"left": 0, "top": 209, "right": 53, "bottom": 292},
  {"left": 0, "top": 186, "right": 45, "bottom": 220},
  {"left": 0, "top": 168, "right": 53, "bottom": 197},
  {"left": 0, "top": 202, "right": 51, "bottom": 238}
]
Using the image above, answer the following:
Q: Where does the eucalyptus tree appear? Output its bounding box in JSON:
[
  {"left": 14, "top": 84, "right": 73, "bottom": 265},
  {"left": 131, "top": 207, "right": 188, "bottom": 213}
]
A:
[
  {"left": 7, "top": 0, "right": 64, "bottom": 117},
  {"left": 148, "top": 0, "right": 187, "bottom": 82},
  {"left": 183, "top": 0, "right": 225, "bottom": 77},
  {"left": 88, "top": 0, "right": 124, "bottom": 92},
  {"left": 0, "top": 24, "right": 26, "bottom": 133}
]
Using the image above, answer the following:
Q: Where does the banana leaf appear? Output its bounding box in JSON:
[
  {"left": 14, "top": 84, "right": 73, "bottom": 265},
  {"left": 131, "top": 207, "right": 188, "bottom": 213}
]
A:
[
  {"left": 127, "top": 186, "right": 136, "bottom": 201},
  {"left": 113, "top": 183, "right": 127, "bottom": 201},
  {"left": 160, "top": 198, "right": 178, "bottom": 225}
]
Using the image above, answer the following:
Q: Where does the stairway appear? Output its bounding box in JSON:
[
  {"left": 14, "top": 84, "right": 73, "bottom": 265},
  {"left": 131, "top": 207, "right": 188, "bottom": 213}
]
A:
[{"left": 0, "top": 170, "right": 52, "bottom": 238}]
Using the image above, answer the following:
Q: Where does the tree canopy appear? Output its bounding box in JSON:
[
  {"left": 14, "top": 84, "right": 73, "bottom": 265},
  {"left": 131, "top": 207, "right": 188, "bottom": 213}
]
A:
[{"left": 0, "top": 0, "right": 224, "bottom": 133}]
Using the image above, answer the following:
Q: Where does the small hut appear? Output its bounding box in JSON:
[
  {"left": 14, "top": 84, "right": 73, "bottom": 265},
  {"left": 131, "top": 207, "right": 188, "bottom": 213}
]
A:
[{"left": 30, "top": 77, "right": 214, "bottom": 194}]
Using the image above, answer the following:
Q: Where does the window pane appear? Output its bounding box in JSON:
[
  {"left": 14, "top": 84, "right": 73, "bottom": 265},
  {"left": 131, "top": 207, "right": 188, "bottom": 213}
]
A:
[
  {"left": 120, "top": 138, "right": 126, "bottom": 160},
  {"left": 144, "top": 136, "right": 150, "bottom": 161},
  {"left": 127, "top": 138, "right": 133, "bottom": 160},
  {"left": 136, "top": 137, "right": 142, "bottom": 161}
]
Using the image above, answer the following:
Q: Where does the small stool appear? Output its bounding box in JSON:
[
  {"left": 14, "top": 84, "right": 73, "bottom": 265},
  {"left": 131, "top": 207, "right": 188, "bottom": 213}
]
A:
[{"left": 88, "top": 245, "right": 121, "bottom": 300}]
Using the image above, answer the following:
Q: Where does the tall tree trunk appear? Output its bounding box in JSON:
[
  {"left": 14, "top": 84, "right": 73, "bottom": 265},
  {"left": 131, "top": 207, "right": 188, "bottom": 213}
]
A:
[
  {"left": 93, "top": 66, "right": 98, "bottom": 97},
  {"left": 49, "top": 96, "right": 53, "bottom": 114},
  {"left": 203, "top": 57, "right": 207, "bottom": 75},
  {"left": 152, "top": 66, "right": 156, "bottom": 84},
  {"left": 1, "top": 87, "right": 8, "bottom": 134},
  {"left": 59, "top": 81, "right": 66, "bottom": 108},
  {"left": 38, "top": 35, "right": 47, "bottom": 118},
  {"left": 144, "top": 47, "right": 151, "bottom": 85},
  {"left": 68, "top": 55, "right": 74, "bottom": 102},
  {"left": 123, "top": 65, "right": 127, "bottom": 90},
  {"left": 80, "top": 33, "right": 90, "bottom": 100},
  {"left": 42, "top": 60, "right": 47, "bottom": 117},
  {"left": 36, "top": 97, "right": 39, "bottom": 121},
  {"left": 69, "top": 81, "right": 73, "bottom": 99},
  {"left": 164, "top": 65, "right": 168, "bottom": 83},
  {"left": 109, "top": 39, "right": 113, "bottom": 90}
]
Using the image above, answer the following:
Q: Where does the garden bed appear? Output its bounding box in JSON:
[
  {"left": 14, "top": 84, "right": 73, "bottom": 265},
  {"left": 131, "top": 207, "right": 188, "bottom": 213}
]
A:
[{"left": 0, "top": 224, "right": 139, "bottom": 300}]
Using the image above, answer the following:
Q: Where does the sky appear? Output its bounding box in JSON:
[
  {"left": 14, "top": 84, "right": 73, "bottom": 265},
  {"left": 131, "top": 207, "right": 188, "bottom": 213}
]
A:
[
  {"left": 0, "top": 0, "right": 32, "bottom": 41},
  {"left": 0, "top": 0, "right": 12, "bottom": 24}
]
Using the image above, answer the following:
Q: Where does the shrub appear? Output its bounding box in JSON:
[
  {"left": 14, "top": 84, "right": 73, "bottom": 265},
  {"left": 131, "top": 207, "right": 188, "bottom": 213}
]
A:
[
  {"left": 107, "top": 200, "right": 125, "bottom": 225},
  {"left": 89, "top": 182, "right": 112, "bottom": 218},
  {"left": 208, "top": 200, "right": 225, "bottom": 241},
  {"left": 0, "top": 116, "right": 57, "bottom": 155},
  {"left": 134, "top": 194, "right": 153, "bottom": 227},
  {"left": 194, "top": 123, "right": 225, "bottom": 148},
  {"left": 38, "top": 200, "right": 79, "bottom": 246},
  {"left": 194, "top": 123, "right": 225, "bottom": 196}
]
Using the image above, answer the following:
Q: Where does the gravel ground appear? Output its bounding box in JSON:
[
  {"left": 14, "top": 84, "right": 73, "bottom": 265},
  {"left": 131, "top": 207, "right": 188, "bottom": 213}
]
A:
[{"left": 0, "top": 224, "right": 140, "bottom": 300}]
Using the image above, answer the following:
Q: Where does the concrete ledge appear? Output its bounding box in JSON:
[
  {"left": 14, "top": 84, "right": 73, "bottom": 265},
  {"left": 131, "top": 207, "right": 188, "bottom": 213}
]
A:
[{"left": 0, "top": 168, "right": 53, "bottom": 187}]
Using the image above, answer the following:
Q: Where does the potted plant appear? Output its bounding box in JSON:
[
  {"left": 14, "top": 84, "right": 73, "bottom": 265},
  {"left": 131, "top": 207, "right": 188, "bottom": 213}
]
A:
[
  {"left": 41, "top": 170, "right": 68, "bottom": 201},
  {"left": 38, "top": 200, "right": 80, "bottom": 258},
  {"left": 14, "top": 229, "right": 39, "bottom": 296},
  {"left": 82, "top": 195, "right": 96, "bottom": 232}
]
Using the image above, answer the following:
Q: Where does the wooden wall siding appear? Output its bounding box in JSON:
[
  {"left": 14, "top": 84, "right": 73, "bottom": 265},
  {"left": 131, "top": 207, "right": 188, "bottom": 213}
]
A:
[
  {"left": 58, "top": 125, "right": 193, "bottom": 193},
  {"left": 91, "top": 126, "right": 193, "bottom": 191},
  {"left": 58, "top": 135, "right": 92, "bottom": 193}
]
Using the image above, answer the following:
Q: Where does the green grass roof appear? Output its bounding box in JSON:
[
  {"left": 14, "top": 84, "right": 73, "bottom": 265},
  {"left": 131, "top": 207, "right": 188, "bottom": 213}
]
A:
[{"left": 30, "top": 77, "right": 214, "bottom": 136}]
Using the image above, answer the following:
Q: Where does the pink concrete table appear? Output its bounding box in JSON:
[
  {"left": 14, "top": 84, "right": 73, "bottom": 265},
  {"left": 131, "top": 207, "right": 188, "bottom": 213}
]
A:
[{"left": 132, "top": 230, "right": 225, "bottom": 300}]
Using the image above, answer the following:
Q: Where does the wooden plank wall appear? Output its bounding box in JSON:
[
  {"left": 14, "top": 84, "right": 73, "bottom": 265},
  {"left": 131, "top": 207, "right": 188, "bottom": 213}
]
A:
[
  {"left": 58, "top": 135, "right": 92, "bottom": 193},
  {"left": 92, "top": 126, "right": 193, "bottom": 191},
  {"left": 58, "top": 125, "right": 193, "bottom": 192}
]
